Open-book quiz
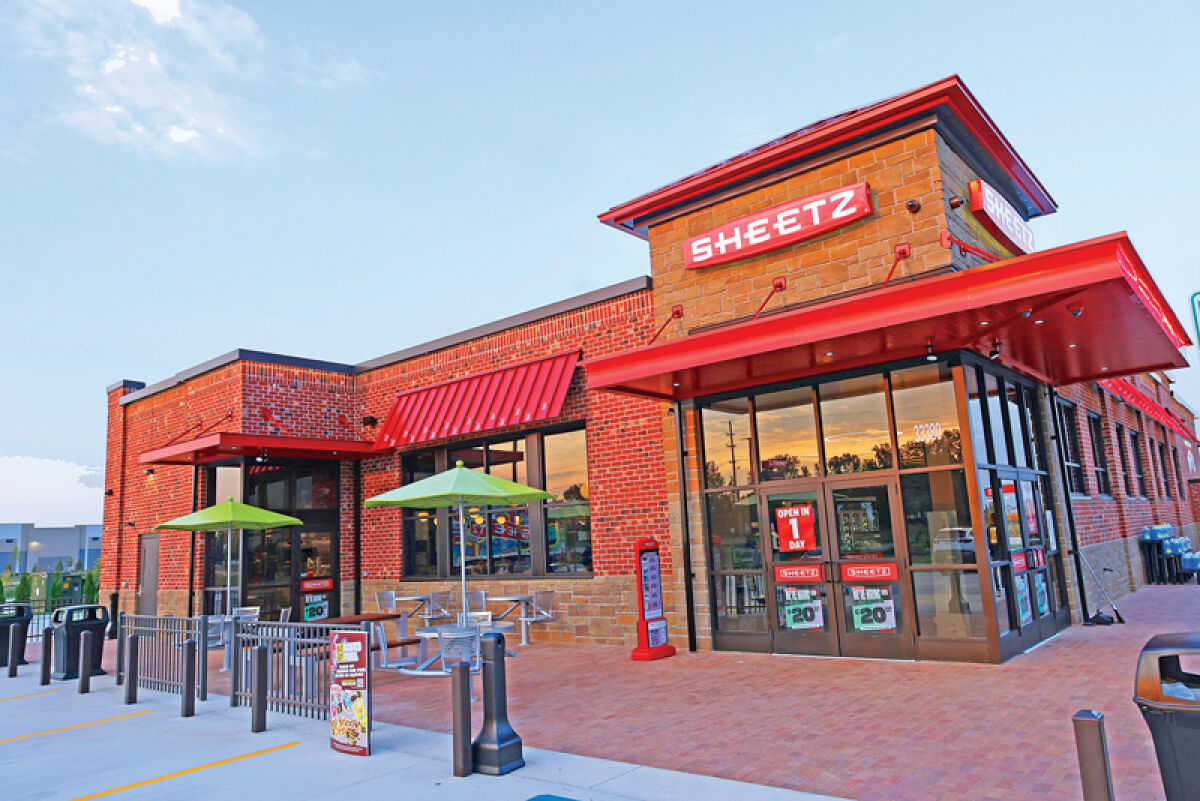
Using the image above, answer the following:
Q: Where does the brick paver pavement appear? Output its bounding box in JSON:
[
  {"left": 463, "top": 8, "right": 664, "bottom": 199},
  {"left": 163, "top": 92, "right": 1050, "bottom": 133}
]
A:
[{"left": 193, "top": 584, "right": 1197, "bottom": 800}]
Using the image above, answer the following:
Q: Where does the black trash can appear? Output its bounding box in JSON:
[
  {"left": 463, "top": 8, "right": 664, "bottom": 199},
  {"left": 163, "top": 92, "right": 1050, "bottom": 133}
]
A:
[
  {"left": 50, "top": 605, "right": 109, "bottom": 680},
  {"left": 0, "top": 603, "right": 32, "bottom": 667},
  {"left": 1134, "top": 632, "right": 1200, "bottom": 801}
]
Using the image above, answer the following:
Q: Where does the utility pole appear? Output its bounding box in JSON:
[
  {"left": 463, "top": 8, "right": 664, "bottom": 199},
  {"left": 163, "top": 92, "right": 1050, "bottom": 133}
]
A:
[{"left": 726, "top": 421, "right": 738, "bottom": 486}]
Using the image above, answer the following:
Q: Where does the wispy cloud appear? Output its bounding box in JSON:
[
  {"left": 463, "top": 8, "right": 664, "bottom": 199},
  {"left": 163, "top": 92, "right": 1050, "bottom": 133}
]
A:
[
  {"left": 288, "top": 45, "right": 379, "bottom": 89},
  {"left": 3, "top": 0, "right": 266, "bottom": 159},
  {"left": 0, "top": 456, "right": 102, "bottom": 526},
  {"left": 814, "top": 35, "right": 847, "bottom": 54}
]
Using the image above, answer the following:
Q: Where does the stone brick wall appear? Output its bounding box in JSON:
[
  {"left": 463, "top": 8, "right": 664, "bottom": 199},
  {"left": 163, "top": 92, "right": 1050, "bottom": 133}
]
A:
[{"left": 646, "top": 129, "right": 950, "bottom": 337}]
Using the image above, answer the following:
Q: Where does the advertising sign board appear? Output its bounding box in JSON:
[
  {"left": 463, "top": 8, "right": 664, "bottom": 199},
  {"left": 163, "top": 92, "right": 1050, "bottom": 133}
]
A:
[
  {"left": 774, "top": 504, "right": 815, "bottom": 552},
  {"left": 968, "top": 178, "right": 1035, "bottom": 254},
  {"left": 329, "top": 630, "right": 371, "bottom": 756},
  {"left": 631, "top": 538, "right": 675, "bottom": 661}
]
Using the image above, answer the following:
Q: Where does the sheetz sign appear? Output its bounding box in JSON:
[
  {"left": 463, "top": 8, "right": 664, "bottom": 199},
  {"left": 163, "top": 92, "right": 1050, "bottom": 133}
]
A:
[{"left": 684, "top": 182, "right": 874, "bottom": 269}]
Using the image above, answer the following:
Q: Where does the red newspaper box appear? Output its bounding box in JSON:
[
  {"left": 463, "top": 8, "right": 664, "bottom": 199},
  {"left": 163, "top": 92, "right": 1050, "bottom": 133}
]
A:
[{"left": 631, "top": 537, "right": 676, "bottom": 661}]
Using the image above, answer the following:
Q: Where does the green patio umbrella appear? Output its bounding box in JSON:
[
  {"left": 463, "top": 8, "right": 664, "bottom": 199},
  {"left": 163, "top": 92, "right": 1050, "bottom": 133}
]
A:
[
  {"left": 155, "top": 498, "right": 302, "bottom": 617},
  {"left": 365, "top": 460, "right": 552, "bottom": 623}
]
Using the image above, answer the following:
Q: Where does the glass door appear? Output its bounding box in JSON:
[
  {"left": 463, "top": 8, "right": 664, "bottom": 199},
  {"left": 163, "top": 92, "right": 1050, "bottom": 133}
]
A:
[
  {"left": 825, "top": 477, "right": 916, "bottom": 659},
  {"left": 762, "top": 483, "right": 837, "bottom": 655}
]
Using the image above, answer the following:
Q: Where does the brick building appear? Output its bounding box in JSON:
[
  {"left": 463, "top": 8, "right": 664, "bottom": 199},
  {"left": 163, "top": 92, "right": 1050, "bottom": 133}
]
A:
[{"left": 102, "top": 76, "right": 1197, "bottom": 662}]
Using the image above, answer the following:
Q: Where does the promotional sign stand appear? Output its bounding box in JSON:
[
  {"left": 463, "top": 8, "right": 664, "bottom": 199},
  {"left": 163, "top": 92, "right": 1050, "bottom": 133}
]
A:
[
  {"left": 330, "top": 629, "right": 371, "bottom": 756},
  {"left": 631, "top": 537, "right": 676, "bottom": 661}
]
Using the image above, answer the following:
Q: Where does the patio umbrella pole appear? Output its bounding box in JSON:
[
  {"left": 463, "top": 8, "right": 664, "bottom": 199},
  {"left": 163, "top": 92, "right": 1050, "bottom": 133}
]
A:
[
  {"left": 226, "top": 522, "right": 233, "bottom": 617},
  {"left": 458, "top": 497, "right": 467, "bottom": 626}
]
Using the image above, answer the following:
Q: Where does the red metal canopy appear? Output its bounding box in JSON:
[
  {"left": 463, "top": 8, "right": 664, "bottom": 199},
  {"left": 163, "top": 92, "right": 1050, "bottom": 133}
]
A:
[
  {"left": 1100, "top": 378, "right": 1198, "bottom": 443},
  {"left": 373, "top": 351, "right": 580, "bottom": 450},
  {"left": 139, "top": 433, "right": 375, "bottom": 465},
  {"left": 588, "top": 233, "right": 1190, "bottom": 401}
]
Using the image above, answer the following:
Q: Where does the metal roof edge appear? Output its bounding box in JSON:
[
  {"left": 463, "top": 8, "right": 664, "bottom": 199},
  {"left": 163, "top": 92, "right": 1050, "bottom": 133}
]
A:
[
  {"left": 119, "top": 349, "right": 355, "bottom": 406},
  {"left": 106, "top": 379, "right": 146, "bottom": 394},
  {"left": 353, "top": 276, "right": 652, "bottom": 373}
]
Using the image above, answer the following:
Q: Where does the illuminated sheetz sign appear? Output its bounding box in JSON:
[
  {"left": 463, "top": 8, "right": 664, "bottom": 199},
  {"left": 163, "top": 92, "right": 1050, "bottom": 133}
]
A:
[
  {"left": 683, "top": 182, "right": 874, "bottom": 270},
  {"left": 968, "top": 179, "right": 1035, "bottom": 255}
]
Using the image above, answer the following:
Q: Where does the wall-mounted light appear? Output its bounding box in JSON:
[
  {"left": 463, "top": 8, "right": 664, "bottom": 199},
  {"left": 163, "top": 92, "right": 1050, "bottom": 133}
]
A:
[
  {"left": 143, "top": 468, "right": 154, "bottom": 476},
  {"left": 926, "top": 343, "right": 937, "bottom": 362},
  {"left": 948, "top": 195, "right": 965, "bottom": 209},
  {"left": 255, "top": 452, "right": 269, "bottom": 464},
  {"left": 361, "top": 416, "right": 378, "bottom": 427},
  {"left": 905, "top": 199, "right": 922, "bottom": 213},
  {"left": 104, "top": 489, "right": 114, "bottom": 496},
  {"left": 988, "top": 342, "right": 1002, "bottom": 361},
  {"left": 1067, "top": 302, "right": 1084, "bottom": 318}
]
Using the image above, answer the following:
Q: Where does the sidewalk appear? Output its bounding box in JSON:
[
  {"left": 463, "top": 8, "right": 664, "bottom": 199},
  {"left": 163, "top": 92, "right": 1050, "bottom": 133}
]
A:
[{"left": 0, "top": 667, "right": 843, "bottom": 801}]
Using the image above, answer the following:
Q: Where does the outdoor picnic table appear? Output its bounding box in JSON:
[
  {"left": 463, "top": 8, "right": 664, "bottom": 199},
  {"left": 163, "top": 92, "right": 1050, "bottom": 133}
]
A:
[
  {"left": 323, "top": 612, "right": 407, "bottom": 625},
  {"left": 488, "top": 594, "right": 533, "bottom": 645},
  {"left": 401, "top": 620, "right": 516, "bottom": 676},
  {"left": 390, "top": 593, "right": 430, "bottom": 616}
]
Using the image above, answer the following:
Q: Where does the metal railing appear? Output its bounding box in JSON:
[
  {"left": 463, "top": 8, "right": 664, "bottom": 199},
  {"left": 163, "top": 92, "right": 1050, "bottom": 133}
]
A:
[
  {"left": 117, "top": 614, "right": 208, "bottom": 700},
  {"left": 230, "top": 620, "right": 366, "bottom": 720},
  {"left": 24, "top": 597, "right": 87, "bottom": 641}
]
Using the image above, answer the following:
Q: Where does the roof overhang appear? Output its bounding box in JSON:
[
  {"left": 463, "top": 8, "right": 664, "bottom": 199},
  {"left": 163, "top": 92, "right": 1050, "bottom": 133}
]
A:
[
  {"left": 599, "top": 76, "right": 1056, "bottom": 238},
  {"left": 139, "top": 433, "right": 375, "bottom": 466},
  {"left": 587, "top": 233, "right": 1191, "bottom": 401}
]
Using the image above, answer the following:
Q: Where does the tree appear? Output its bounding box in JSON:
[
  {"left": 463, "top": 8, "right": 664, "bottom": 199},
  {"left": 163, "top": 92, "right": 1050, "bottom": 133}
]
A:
[
  {"left": 14, "top": 573, "right": 31, "bottom": 601},
  {"left": 48, "top": 566, "right": 63, "bottom": 602},
  {"left": 0, "top": 579, "right": 5, "bottom": 603},
  {"left": 8, "top": 544, "right": 20, "bottom": 573},
  {"left": 54, "top": 558, "right": 64, "bottom": 574},
  {"left": 82, "top": 568, "right": 99, "bottom": 604}
]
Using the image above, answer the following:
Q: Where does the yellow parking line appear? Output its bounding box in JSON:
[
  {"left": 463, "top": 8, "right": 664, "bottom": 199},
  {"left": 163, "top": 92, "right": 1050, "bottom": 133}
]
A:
[
  {"left": 70, "top": 741, "right": 302, "bottom": 800},
  {"left": 0, "top": 710, "right": 152, "bottom": 743},
  {"left": 0, "top": 688, "right": 61, "bottom": 702}
]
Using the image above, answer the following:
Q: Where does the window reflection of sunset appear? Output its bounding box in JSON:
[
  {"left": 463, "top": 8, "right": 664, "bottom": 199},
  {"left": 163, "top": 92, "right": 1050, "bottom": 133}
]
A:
[
  {"left": 756, "top": 387, "right": 819, "bottom": 479},
  {"left": 820, "top": 376, "right": 890, "bottom": 472},
  {"left": 544, "top": 428, "right": 588, "bottom": 501}
]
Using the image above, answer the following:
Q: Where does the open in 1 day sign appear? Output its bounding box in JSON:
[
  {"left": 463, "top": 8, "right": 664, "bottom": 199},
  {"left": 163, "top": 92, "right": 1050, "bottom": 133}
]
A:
[{"left": 775, "top": 504, "right": 815, "bottom": 552}]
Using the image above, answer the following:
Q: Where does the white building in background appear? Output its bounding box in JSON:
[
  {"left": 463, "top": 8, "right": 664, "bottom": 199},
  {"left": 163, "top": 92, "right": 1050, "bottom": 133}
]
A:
[{"left": 1, "top": 524, "right": 102, "bottom": 573}]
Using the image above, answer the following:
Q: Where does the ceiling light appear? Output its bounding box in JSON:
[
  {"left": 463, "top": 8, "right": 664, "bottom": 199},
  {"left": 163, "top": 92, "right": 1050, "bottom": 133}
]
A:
[
  {"left": 824, "top": 351, "right": 834, "bottom": 358},
  {"left": 978, "top": 320, "right": 991, "bottom": 327},
  {"left": 1033, "top": 319, "right": 1045, "bottom": 325},
  {"left": 925, "top": 343, "right": 937, "bottom": 362},
  {"left": 1068, "top": 343, "right": 1078, "bottom": 349},
  {"left": 1101, "top": 366, "right": 1110, "bottom": 372},
  {"left": 143, "top": 468, "right": 154, "bottom": 476},
  {"left": 988, "top": 342, "right": 1002, "bottom": 361}
]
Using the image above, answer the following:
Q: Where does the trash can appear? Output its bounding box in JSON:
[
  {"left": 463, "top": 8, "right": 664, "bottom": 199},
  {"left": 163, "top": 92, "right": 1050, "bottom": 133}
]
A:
[
  {"left": 51, "top": 605, "right": 109, "bottom": 680},
  {"left": 1140, "top": 525, "right": 1174, "bottom": 584},
  {"left": 0, "top": 603, "right": 32, "bottom": 667},
  {"left": 1134, "top": 632, "right": 1200, "bottom": 801}
]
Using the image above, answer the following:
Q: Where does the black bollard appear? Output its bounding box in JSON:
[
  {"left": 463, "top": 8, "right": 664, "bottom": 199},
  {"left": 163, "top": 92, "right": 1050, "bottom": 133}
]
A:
[
  {"left": 124, "top": 635, "right": 139, "bottom": 705},
  {"left": 450, "top": 661, "right": 472, "bottom": 777},
  {"left": 107, "top": 593, "right": 119, "bottom": 639},
  {"left": 115, "top": 614, "right": 124, "bottom": 686},
  {"left": 78, "top": 631, "right": 93, "bottom": 694},
  {"left": 471, "top": 633, "right": 523, "bottom": 775},
  {"left": 181, "top": 639, "right": 196, "bottom": 718},
  {"left": 40, "top": 629, "right": 52, "bottom": 686},
  {"left": 250, "top": 644, "right": 267, "bottom": 733},
  {"left": 6, "top": 625, "right": 17, "bottom": 678}
]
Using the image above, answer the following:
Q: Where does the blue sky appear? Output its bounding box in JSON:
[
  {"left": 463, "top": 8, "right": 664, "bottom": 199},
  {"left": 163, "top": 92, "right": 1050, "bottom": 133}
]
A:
[{"left": 1, "top": 0, "right": 1198, "bottom": 524}]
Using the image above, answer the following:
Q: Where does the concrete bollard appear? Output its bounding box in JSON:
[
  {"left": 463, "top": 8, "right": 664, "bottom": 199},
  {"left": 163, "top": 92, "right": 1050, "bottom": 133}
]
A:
[
  {"left": 6, "top": 625, "right": 17, "bottom": 678},
  {"left": 450, "top": 661, "right": 472, "bottom": 777},
  {"left": 250, "top": 644, "right": 267, "bottom": 733},
  {"left": 471, "top": 633, "right": 523, "bottom": 775},
  {"left": 181, "top": 638, "right": 196, "bottom": 718},
  {"left": 78, "top": 631, "right": 93, "bottom": 694},
  {"left": 124, "top": 634, "right": 139, "bottom": 705},
  {"left": 1073, "top": 710, "right": 1116, "bottom": 801},
  {"left": 39, "top": 629, "right": 51, "bottom": 686}
]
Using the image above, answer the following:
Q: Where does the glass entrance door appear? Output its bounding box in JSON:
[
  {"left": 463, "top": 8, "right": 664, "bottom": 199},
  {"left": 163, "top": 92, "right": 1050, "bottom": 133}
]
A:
[{"left": 764, "top": 478, "right": 915, "bottom": 658}]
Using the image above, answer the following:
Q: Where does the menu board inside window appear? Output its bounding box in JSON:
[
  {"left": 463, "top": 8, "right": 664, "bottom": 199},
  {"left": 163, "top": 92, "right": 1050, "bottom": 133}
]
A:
[
  {"left": 1014, "top": 574, "right": 1034, "bottom": 626},
  {"left": 777, "top": 585, "right": 826, "bottom": 631},
  {"left": 845, "top": 584, "right": 899, "bottom": 633}
]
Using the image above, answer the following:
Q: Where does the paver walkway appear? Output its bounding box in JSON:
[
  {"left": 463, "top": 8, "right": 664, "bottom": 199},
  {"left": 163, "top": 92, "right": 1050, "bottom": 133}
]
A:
[{"left": 179, "top": 585, "right": 1200, "bottom": 799}]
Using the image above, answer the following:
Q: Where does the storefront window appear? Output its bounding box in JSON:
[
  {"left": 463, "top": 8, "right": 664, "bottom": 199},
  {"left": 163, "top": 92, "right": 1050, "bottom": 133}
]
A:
[
  {"left": 300, "top": 530, "right": 333, "bottom": 578},
  {"left": 1005, "top": 384, "right": 1027, "bottom": 468},
  {"left": 901, "top": 470, "right": 973, "bottom": 565},
  {"left": 830, "top": 484, "right": 894, "bottom": 559},
  {"left": 451, "top": 443, "right": 487, "bottom": 472},
  {"left": 703, "top": 398, "right": 753, "bottom": 487},
  {"left": 764, "top": 490, "right": 821, "bottom": 561},
  {"left": 978, "top": 470, "right": 1003, "bottom": 562},
  {"left": 543, "top": 428, "right": 588, "bottom": 503},
  {"left": 403, "top": 512, "right": 438, "bottom": 577},
  {"left": 544, "top": 427, "right": 590, "bottom": 574},
  {"left": 715, "top": 574, "right": 768, "bottom": 632},
  {"left": 451, "top": 510, "right": 490, "bottom": 575},
  {"left": 965, "top": 368, "right": 989, "bottom": 463},
  {"left": 295, "top": 465, "right": 337, "bottom": 509},
  {"left": 985, "top": 375, "right": 1007, "bottom": 466},
  {"left": 992, "top": 565, "right": 1013, "bottom": 634},
  {"left": 546, "top": 505, "right": 590, "bottom": 574},
  {"left": 755, "top": 387, "right": 820, "bottom": 480},
  {"left": 403, "top": 451, "right": 435, "bottom": 484},
  {"left": 1024, "top": 387, "right": 1042, "bottom": 471},
  {"left": 912, "top": 570, "right": 986, "bottom": 637},
  {"left": 488, "top": 437, "right": 527, "bottom": 486},
  {"left": 891, "top": 364, "right": 963, "bottom": 469},
  {"left": 1000, "top": 479, "right": 1023, "bottom": 552},
  {"left": 707, "top": 491, "right": 760, "bottom": 571},
  {"left": 1019, "top": 480, "right": 1041, "bottom": 546},
  {"left": 820, "top": 375, "right": 891, "bottom": 473}
]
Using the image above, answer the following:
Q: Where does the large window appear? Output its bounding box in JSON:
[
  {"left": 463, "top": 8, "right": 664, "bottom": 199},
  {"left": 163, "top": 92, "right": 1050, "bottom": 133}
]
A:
[
  {"left": 1116, "top": 424, "right": 1133, "bottom": 495},
  {"left": 1130, "top": 430, "right": 1148, "bottom": 497},
  {"left": 401, "top": 425, "right": 590, "bottom": 578},
  {"left": 755, "top": 387, "right": 820, "bottom": 480},
  {"left": 819, "top": 375, "right": 892, "bottom": 473},
  {"left": 1088, "top": 413, "right": 1111, "bottom": 496},
  {"left": 1158, "top": 440, "right": 1172, "bottom": 498},
  {"left": 1056, "top": 401, "right": 1086, "bottom": 495},
  {"left": 891, "top": 364, "right": 963, "bottom": 469}
]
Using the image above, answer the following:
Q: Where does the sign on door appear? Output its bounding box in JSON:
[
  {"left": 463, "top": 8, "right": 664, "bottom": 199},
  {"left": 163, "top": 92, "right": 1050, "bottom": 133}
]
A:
[{"left": 775, "top": 505, "right": 815, "bottom": 552}]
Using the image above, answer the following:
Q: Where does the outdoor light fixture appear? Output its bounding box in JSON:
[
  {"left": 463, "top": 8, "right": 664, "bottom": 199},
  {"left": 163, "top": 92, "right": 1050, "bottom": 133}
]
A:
[
  {"left": 905, "top": 199, "right": 921, "bottom": 213},
  {"left": 978, "top": 320, "right": 991, "bottom": 327},
  {"left": 1034, "top": 319, "right": 1045, "bottom": 325},
  {"left": 823, "top": 351, "right": 834, "bottom": 358},
  {"left": 1067, "top": 302, "right": 1084, "bottom": 317},
  {"left": 1068, "top": 343, "right": 1079, "bottom": 348},
  {"left": 948, "top": 195, "right": 965, "bottom": 209},
  {"left": 925, "top": 343, "right": 937, "bottom": 362},
  {"left": 105, "top": 489, "right": 114, "bottom": 496},
  {"left": 1019, "top": 308, "right": 1032, "bottom": 318},
  {"left": 255, "top": 452, "right": 269, "bottom": 464},
  {"left": 143, "top": 468, "right": 154, "bottom": 475},
  {"left": 361, "top": 416, "right": 378, "bottom": 427},
  {"left": 988, "top": 342, "right": 1002, "bottom": 361}
]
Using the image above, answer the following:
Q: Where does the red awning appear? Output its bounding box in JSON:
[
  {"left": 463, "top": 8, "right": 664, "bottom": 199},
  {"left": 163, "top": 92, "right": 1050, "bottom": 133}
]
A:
[
  {"left": 1100, "top": 378, "right": 1198, "bottom": 442},
  {"left": 139, "top": 433, "right": 375, "bottom": 465},
  {"left": 373, "top": 351, "right": 581, "bottom": 450},
  {"left": 588, "top": 233, "right": 1190, "bottom": 401}
]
